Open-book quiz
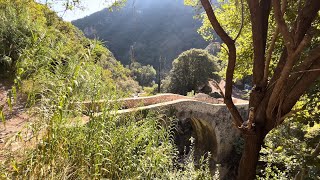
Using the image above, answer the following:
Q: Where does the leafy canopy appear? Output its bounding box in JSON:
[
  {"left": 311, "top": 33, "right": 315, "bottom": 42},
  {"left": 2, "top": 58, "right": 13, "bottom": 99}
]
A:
[
  {"left": 166, "top": 48, "right": 220, "bottom": 95},
  {"left": 130, "top": 62, "right": 156, "bottom": 87}
]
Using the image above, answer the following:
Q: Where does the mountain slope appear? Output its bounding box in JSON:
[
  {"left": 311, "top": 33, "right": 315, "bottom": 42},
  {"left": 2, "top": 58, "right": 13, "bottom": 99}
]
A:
[{"left": 72, "top": 0, "right": 208, "bottom": 69}]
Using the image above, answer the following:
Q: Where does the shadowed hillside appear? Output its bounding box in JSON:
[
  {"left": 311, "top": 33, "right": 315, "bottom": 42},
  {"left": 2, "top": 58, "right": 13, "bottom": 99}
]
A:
[{"left": 72, "top": 0, "right": 210, "bottom": 69}]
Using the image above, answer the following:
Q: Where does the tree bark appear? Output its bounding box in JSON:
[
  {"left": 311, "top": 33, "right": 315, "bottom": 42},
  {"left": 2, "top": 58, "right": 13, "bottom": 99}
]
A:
[{"left": 237, "top": 130, "right": 265, "bottom": 180}]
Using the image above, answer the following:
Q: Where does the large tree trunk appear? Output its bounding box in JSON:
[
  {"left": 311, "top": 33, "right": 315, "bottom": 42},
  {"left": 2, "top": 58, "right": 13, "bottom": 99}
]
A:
[{"left": 237, "top": 131, "right": 265, "bottom": 180}]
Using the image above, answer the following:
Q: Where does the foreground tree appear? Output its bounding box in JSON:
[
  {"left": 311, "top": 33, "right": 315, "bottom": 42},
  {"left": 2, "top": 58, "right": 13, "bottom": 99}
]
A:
[{"left": 187, "top": 0, "right": 320, "bottom": 179}]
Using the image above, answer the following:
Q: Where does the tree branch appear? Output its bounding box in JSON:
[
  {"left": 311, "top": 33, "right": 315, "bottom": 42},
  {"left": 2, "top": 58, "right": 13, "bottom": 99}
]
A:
[
  {"left": 267, "top": 0, "right": 318, "bottom": 99},
  {"left": 267, "top": 0, "right": 319, "bottom": 121},
  {"left": 260, "top": 0, "right": 272, "bottom": 53},
  {"left": 200, "top": 0, "right": 244, "bottom": 127},
  {"left": 247, "top": 0, "right": 271, "bottom": 87},
  {"left": 292, "top": 33, "right": 313, "bottom": 58},
  {"left": 272, "top": 0, "right": 294, "bottom": 51},
  {"left": 285, "top": 45, "right": 320, "bottom": 93},
  {"left": 266, "top": 32, "right": 312, "bottom": 120},
  {"left": 200, "top": 0, "right": 234, "bottom": 47},
  {"left": 282, "top": 58, "right": 320, "bottom": 114},
  {"left": 311, "top": 142, "right": 320, "bottom": 157},
  {"left": 268, "top": 48, "right": 287, "bottom": 89},
  {"left": 263, "top": 0, "right": 287, "bottom": 85},
  {"left": 234, "top": 0, "right": 244, "bottom": 41},
  {"left": 245, "top": 0, "right": 272, "bottom": 128},
  {"left": 294, "top": 0, "right": 320, "bottom": 44},
  {"left": 263, "top": 28, "right": 279, "bottom": 85}
]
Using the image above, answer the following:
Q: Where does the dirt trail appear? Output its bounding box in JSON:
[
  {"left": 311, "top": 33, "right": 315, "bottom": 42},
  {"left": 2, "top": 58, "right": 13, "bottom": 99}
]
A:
[{"left": 0, "top": 80, "right": 30, "bottom": 153}]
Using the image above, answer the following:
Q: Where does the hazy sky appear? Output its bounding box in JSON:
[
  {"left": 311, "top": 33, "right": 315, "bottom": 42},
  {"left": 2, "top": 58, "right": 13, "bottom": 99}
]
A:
[{"left": 37, "top": 0, "right": 116, "bottom": 21}]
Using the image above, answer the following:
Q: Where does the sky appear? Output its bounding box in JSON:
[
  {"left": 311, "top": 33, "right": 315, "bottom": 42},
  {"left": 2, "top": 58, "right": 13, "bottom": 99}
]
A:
[{"left": 37, "top": 0, "right": 116, "bottom": 21}]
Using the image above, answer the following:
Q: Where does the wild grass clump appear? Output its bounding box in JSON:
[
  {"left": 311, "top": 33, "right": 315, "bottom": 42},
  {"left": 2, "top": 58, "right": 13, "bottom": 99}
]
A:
[
  {"left": 2, "top": 110, "right": 213, "bottom": 179},
  {"left": 6, "top": 112, "right": 172, "bottom": 179}
]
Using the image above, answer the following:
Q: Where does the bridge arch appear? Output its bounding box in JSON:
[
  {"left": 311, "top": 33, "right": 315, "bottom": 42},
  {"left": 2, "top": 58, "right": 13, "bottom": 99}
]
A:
[
  {"left": 169, "top": 100, "right": 247, "bottom": 161},
  {"left": 170, "top": 100, "right": 248, "bottom": 179},
  {"left": 191, "top": 117, "right": 218, "bottom": 160}
]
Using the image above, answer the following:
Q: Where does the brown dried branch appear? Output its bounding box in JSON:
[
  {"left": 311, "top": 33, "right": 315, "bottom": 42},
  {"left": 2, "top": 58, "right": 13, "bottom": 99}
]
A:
[
  {"left": 209, "top": 80, "right": 225, "bottom": 99},
  {"left": 291, "top": 68, "right": 320, "bottom": 74},
  {"left": 311, "top": 142, "right": 320, "bottom": 157}
]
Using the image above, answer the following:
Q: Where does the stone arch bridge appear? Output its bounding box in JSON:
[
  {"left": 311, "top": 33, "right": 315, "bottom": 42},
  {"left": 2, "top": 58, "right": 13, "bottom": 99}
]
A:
[
  {"left": 1, "top": 93, "right": 248, "bottom": 178},
  {"left": 81, "top": 94, "right": 248, "bottom": 178}
]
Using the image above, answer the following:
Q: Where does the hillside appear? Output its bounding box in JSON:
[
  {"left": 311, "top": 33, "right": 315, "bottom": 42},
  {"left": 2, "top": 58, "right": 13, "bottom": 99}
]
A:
[
  {"left": 0, "top": 0, "right": 140, "bottom": 93},
  {"left": 72, "top": 0, "right": 209, "bottom": 69},
  {"left": 1, "top": 0, "right": 142, "bottom": 152}
]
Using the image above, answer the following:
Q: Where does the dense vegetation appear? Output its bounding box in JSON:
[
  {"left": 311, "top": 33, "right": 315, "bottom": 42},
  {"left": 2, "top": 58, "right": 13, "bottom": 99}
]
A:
[
  {"left": 0, "top": 0, "right": 140, "bottom": 93},
  {"left": 72, "top": 0, "right": 209, "bottom": 70},
  {"left": 0, "top": 0, "right": 212, "bottom": 179},
  {"left": 257, "top": 81, "right": 320, "bottom": 179}
]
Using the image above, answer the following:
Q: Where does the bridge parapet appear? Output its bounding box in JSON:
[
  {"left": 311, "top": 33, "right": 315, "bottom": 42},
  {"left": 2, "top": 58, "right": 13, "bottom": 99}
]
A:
[{"left": 76, "top": 93, "right": 223, "bottom": 111}]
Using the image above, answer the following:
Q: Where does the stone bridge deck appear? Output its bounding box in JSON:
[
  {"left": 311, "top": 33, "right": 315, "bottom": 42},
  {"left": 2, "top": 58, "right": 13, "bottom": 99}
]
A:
[{"left": 78, "top": 93, "right": 246, "bottom": 110}]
